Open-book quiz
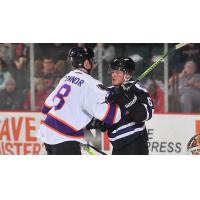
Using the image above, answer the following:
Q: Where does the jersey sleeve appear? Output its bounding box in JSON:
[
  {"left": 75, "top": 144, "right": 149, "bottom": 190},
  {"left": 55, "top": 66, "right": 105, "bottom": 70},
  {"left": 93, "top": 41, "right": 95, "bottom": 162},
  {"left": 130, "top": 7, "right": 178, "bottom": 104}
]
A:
[
  {"left": 82, "top": 83, "right": 123, "bottom": 126},
  {"left": 128, "top": 83, "right": 154, "bottom": 122}
]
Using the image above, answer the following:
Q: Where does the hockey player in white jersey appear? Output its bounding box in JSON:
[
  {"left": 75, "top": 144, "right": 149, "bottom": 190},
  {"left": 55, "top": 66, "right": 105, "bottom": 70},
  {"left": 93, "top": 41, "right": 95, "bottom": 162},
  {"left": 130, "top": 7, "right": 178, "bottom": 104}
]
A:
[{"left": 36, "top": 47, "right": 125, "bottom": 155}]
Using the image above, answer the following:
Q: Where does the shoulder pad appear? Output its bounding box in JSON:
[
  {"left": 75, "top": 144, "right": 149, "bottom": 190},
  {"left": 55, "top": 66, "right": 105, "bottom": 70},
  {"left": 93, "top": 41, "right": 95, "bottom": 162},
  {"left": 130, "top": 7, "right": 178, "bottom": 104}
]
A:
[{"left": 135, "top": 83, "right": 148, "bottom": 93}]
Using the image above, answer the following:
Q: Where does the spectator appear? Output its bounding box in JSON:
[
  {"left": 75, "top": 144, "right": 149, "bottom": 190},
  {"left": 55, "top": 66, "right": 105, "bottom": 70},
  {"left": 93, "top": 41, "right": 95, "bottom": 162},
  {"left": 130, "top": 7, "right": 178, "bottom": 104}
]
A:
[
  {"left": 169, "top": 60, "right": 200, "bottom": 112},
  {"left": 145, "top": 62, "right": 165, "bottom": 113},
  {"left": 35, "top": 57, "right": 62, "bottom": 90},
  {"left": 15, "top": 43, "right": 29, "bottom": 59},
  {"left": 0, "top": 43, "right": 16, "bottom": 66},
  {"left": 10, "top": 56, "right": 30, "bottom": 93},
  {"left": 55, "top": 59, "right": 67, "bottom": 76},
  {"left": 170, "top": 43, "right": 200, "bottom": 73},
  {"left": 34, "top": 59, "right": 43, "bottom": 76},
  {"left": 24, "top": 78, "right": 51, "bottom": 111},
  {"left": 146, "top": 79, "right": 164, "bottom": 113},
  {"left": 0, "top": 58, "right": 13, "bottom": 91},
  {"left": 0, "top": 77, "right": 25, "bottom": 110}
]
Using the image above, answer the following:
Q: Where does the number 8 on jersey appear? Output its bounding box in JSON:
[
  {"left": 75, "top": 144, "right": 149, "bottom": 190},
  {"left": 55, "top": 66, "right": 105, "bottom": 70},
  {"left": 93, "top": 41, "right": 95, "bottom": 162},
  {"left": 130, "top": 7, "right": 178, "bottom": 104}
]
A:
[{"left": 53, "top": 84, "right": 71, "bottom": 110}]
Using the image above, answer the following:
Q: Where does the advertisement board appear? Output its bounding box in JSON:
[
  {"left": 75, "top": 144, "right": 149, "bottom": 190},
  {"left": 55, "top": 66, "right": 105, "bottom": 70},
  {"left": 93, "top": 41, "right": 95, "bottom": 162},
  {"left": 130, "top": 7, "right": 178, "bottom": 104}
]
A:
[
  {"left": 1, "top": 112, "right": 200, "bottom": 155},
  {"left": 146, "top": 114, "right": 200, "bottom": 154},
  {"left": 0, "top": 112, "right": 46, "bottom": 155}
]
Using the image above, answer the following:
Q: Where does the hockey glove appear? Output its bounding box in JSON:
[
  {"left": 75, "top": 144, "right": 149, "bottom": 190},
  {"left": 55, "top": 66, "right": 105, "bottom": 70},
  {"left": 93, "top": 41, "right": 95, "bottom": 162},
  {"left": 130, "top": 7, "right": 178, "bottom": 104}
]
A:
[
  {"left": 121, "top": 82, "right": 143, "bottom": 95},
  {"left": 106, "top": 87, "right": 123, "bottom": 105},
  {"left": 107, "top": 85, "right": 138, "bottom": 109},
  {"left": 122, "top": 81, "right": 148, "bottom": 106},
  {"left": 86, "top": 118, "right": 108, "bottom": 132}
]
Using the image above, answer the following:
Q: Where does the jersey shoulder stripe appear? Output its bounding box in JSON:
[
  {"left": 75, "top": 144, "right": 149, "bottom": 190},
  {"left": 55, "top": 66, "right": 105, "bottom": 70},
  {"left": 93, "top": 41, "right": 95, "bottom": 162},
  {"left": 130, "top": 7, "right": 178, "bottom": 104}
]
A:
[{"left": 135, "top": 83, "right": 148, "bottom": 93}]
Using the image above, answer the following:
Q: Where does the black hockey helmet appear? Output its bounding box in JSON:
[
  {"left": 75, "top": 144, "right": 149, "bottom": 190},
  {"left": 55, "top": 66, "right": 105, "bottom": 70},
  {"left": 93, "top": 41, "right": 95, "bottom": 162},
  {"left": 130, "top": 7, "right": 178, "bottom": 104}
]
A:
[
  {"left": 110, "top": 57, "right": 135, "bottom": 73},
  {"left": 69, "top": 47, "right": 94, "bottom": 67}
]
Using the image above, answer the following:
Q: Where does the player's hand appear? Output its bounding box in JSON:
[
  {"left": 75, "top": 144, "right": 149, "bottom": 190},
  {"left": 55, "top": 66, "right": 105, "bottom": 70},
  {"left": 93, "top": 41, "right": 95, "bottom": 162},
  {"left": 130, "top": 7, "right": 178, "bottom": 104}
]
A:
[
  {"left": 106, "top": 87, "right": 124, "bottom": 105},
  {"left": 121, "top": 82, "right": 143, "bottom": 95},
  {"left": 107, "top": 85, "right": 138, "bottom": 110},
  {"left": 86, "top": 118, "right": 107, "bottom": 132}
]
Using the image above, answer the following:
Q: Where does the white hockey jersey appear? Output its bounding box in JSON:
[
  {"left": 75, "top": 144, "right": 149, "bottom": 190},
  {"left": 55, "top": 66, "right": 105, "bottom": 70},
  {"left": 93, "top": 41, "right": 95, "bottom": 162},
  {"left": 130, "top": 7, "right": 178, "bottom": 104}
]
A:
[{"left": 36, "top": 69, "right": 122, "bottom": 145}]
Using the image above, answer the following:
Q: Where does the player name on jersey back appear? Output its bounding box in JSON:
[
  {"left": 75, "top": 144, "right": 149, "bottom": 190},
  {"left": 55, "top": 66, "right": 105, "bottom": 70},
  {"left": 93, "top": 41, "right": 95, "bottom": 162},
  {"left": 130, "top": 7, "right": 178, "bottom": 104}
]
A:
[{"left": 64, "top": 75, "right": 85, "bottom": 87}]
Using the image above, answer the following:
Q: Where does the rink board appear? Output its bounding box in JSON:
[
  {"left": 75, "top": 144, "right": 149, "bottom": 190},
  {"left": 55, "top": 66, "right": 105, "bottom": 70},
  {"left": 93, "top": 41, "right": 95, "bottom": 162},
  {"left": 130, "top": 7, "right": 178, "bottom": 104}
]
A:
[{"left": 0, "top": 111, "right": 200, "bottom": 155}]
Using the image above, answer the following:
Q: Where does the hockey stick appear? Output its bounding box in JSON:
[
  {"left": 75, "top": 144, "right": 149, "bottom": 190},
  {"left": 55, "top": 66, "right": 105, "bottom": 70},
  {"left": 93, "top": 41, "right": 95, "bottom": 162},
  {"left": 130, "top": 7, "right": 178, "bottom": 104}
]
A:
[
  {"left": 83, "top": 144, "right": 107, "bottom": 155},
  {"left": 87, "top": 144, "right": 107, "bottom": 155},
  {"left": 128, "top": 43, "right": 188, "bottom": 88},
  {"left": 83, "top": 145, "right": 96, "bottom": 155}
]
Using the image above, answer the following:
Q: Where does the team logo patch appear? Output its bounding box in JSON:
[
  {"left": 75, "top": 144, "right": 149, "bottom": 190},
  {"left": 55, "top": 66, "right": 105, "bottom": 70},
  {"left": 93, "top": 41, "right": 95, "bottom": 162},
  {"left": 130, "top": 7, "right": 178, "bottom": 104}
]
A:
[{"left": 96, "top": 84, "right": 107, "bottom": 90}]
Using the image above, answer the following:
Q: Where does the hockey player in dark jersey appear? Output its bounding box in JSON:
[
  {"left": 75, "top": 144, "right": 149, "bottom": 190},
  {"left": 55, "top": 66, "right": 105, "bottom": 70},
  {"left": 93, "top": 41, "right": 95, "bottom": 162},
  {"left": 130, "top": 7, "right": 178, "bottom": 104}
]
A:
[{"left": 87, "top": 57, "right": 154, "bottom": 155}]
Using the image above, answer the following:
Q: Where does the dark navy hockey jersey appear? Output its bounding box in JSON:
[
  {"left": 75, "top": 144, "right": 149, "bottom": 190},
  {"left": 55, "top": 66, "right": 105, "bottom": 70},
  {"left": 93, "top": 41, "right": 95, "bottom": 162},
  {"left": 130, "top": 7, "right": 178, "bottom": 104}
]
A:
[{"left": 107, "top": 81, "right": 154, "bottom": 149}]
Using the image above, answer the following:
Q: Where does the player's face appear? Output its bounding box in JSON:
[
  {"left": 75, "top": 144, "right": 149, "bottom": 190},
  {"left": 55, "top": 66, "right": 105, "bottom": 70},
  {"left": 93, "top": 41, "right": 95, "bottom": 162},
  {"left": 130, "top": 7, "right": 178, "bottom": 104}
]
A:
[{"left": 111, "top": 70, "right": 125, "bottom": 86}]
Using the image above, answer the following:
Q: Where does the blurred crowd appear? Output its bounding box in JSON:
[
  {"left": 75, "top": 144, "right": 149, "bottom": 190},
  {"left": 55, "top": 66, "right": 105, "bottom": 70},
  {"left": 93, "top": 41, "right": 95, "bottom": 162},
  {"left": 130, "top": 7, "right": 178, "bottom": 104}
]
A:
[{"left": 0, "top": 43, "right": 200, "bottom": 113}]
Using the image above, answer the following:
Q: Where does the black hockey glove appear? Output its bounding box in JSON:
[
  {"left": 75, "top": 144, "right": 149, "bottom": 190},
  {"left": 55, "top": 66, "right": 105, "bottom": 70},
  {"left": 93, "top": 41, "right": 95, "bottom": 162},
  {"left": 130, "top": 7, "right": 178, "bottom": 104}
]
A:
[
  {"left": 121, "top": 82, "right": 143, "bottom": 95},
  {"left": 107, "top": 83, "right": 139, "bottom": 111},
  {"left": 106, "top": 87, "right": 121, "bottom": 104},
  {"left": 86, "top": 118, "right": 108, "bottom": 132}
]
